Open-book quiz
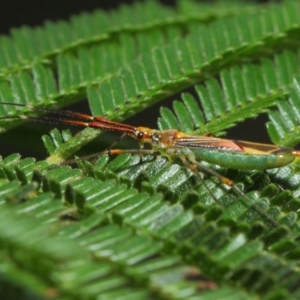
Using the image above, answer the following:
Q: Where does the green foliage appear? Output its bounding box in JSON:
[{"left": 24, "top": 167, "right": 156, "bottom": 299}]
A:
[{"left": 1, "top": 0, "right": 300, "bottom": 299}]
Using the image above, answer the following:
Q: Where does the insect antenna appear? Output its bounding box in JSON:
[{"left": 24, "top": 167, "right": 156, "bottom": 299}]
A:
[
  {"left": 0, "top": 102, "right": 136, "bottom": 134},
  {"left": 0, "top": 101, "right": 94, "bottom": 121},
  {"left": 0, "top": 101, "right": 147, "bottom": 167}
]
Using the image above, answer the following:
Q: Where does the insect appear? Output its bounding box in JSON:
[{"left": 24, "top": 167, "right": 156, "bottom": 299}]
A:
[{"left": 0, "top": 101, "right": 299, "bottom": 226}]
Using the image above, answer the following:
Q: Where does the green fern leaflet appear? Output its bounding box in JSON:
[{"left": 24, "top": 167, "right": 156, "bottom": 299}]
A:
[{"left": 1, "top": 1, "right": 300, "bottom": 299}]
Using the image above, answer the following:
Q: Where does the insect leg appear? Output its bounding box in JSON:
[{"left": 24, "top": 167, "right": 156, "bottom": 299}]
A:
[
  {"left": 191, "top": 160, "right": 280, "bottom": 227},
  {"left": 57, "top": 149, "right": 157, "bottom": 167},
  {"left": 179, "top": 155, "right": 222, "bottom": 205}
]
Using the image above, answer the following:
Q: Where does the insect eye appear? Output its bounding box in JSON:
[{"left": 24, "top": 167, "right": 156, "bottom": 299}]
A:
[{"left": 136, "top": 132, "right": 144, "bottom": 139}]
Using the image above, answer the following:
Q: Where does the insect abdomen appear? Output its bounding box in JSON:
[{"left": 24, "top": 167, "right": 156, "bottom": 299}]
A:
[{"left": 193, "top": 148, "right": 295, "bottom": 170}]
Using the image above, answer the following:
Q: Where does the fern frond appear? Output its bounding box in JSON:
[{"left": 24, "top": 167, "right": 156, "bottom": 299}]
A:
[
  {"left": 158, "top": 51, "right": 300, "bottom": 134},
  {"left": 0, "top": 1, "right": 297, "bottom": 118},
  {"left": 2, "top": 1, "right": 300, "bottom": 299},
  {"left": 267, "top": 77, "right": 300, "bottom": 147},
  {"left": 0, "top": 1, "right": 298, "bottom": 128},
  {"left": 0, "top": 1, "right": 262, "bottom": 78},
  {"left": 1, "top": 153, "right": 300, "bottom": 299}
]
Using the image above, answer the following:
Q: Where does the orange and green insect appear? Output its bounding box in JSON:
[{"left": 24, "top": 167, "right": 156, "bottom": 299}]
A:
[{"left": 1, "top": 101, "right": 299, "bottom": 226}]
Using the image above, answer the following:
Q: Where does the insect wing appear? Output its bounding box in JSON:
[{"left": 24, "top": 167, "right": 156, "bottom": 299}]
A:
[{"left": 173, "top": 135, "right": 242, "bottom": 152}]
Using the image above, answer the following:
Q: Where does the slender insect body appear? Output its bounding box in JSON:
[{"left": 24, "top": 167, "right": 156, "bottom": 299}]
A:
[
  {"left": 133, "top": 127, "right": 298, "bottom": 171},
  {"left": 191, "top": 147, "right": 296, "bottom": 171},
  {"left": 1, "top": 101, "right": 300, "bottom": 227}
]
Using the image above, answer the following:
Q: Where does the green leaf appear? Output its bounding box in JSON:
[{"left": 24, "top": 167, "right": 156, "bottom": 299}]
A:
[{"left": 1, "top": 1, "right": 300, "bottom": 299}]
